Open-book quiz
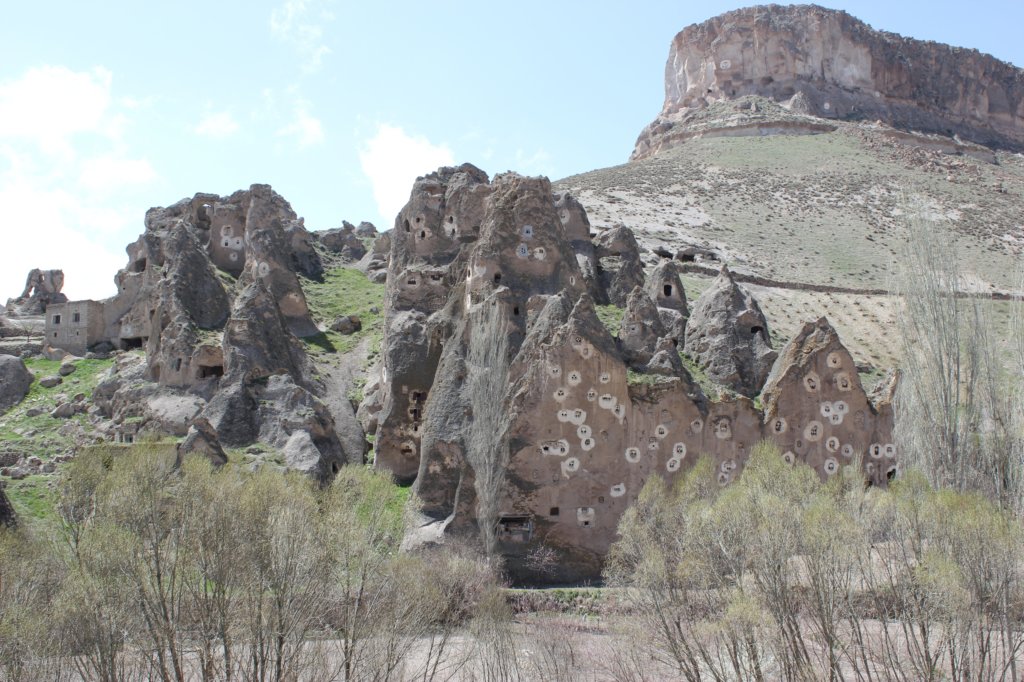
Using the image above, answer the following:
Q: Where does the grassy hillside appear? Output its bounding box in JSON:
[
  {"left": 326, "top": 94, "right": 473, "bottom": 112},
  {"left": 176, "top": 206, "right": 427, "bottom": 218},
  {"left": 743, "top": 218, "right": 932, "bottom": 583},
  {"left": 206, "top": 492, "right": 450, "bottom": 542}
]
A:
[{"left": 557, "top": 122, "right": 1024, "bottom": 292}]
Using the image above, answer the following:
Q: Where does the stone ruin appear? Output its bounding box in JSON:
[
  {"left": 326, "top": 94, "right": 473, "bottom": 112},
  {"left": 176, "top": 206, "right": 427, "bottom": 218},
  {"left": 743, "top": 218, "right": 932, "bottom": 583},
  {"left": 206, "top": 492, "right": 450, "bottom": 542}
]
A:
[{"left": 362, "top": 164, "right": 897, "bottom": 583}]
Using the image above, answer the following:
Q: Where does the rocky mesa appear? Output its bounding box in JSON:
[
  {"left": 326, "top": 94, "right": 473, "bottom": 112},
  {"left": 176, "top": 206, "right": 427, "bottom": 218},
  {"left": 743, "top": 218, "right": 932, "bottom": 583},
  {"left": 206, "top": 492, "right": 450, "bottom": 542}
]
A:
[{"left": 632, "top": 4, "right": 1024, "bottom": 160}]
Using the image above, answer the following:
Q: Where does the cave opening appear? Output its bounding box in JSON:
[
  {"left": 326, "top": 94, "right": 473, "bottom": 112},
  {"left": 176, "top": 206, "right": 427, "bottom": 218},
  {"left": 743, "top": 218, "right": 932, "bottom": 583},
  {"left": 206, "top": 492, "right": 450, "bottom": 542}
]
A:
[{"left": 199, "top": 364, "right": 224, "bottom": 378}]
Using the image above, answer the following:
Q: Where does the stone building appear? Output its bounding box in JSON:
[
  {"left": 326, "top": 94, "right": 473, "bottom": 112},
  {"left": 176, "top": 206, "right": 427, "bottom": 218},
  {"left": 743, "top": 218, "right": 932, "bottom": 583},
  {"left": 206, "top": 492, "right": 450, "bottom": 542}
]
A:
[{"left": 44, "top": 300, "right": 105, "bottom": 355}]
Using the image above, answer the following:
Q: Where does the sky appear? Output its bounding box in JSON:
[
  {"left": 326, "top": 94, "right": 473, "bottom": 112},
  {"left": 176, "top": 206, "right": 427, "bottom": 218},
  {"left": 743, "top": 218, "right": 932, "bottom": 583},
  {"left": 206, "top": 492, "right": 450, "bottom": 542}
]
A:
[{"left": 1, "top": 1, "right": 1022, "bottom": 301}]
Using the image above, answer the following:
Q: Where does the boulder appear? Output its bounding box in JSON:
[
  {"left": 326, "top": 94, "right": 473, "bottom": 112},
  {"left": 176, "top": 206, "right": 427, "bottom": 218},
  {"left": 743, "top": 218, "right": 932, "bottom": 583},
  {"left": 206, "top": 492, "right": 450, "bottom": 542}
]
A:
[
  {"left": 683, "top": 266, "right": 776, "bottom": 397},
  {"left": 176, "top": 417, "right": 228, "bottom": 467},
  {"left": 39, "top": 375, "right": 63, "bottom": 389},
  {"left": 58, "top": 362, "right": 77, "bottom": 376},
  {"left": 329, "top": 315, "right": 362, "bottom": 335},
  {"left": 354, "top": 221, "right": 378, "bottom": 237},
  {"left": 282, "top": 430, "right": 323, "bottom": 475},
  {"left": 283, "top": 218, "right": 324, "bottom": 280},
  {"left": 50, "top": 403, "right": 77, "bottom": 419},
  {"left": 0, "top": 355, "right": 33, "bottom": 412}
]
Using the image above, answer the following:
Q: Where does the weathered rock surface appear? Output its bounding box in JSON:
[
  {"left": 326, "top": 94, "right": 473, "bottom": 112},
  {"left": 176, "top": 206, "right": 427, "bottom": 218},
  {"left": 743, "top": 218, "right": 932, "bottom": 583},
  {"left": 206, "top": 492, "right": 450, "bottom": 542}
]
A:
[
  {"left": 5, "top": 269, "right": 67, "bottom": 316},
  {"left": 0, "top": 355, "right": 33, "bottom": 413},
  {"left": 317, "top": 222, "right": 368, "bottom": 261},
  {"left": 619, "top": 286, "right": 665, "bottom": 366},
  {"left": 633, "top": 5, "right": 1024, "bottom": 160},
  {"left": 761, "top": 317, "right": 897, "bottom": 485},
  {"left": 370, "top": 164, "right": 895, "bottom": 583},
  {"left": 594, "top": 225, "right": 645, "bottom": 306},
  {"left": 86, "top": 184, "right": 362, "bottom": 477},
  {"left": 646, "top": 260, "right": 688, "bottom": 344},
  {"left": 684, "top": 267, "right": 776, "bottom": 397},
  {"left": 357, "top": 232, "right": 391, "bottom": 283},
  {"left": 330, "top": 315, "right": 361, "bottom": 334},
  {"left": 176, "top": 417, "right": 228, "bottom": 467}
]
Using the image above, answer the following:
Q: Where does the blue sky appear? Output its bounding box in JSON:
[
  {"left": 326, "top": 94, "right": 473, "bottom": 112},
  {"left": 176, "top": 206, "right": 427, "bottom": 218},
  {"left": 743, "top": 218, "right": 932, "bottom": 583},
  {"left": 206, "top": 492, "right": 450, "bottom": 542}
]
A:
[{"left": 2, "top": 0, "right": 1021, "bottom": 301}]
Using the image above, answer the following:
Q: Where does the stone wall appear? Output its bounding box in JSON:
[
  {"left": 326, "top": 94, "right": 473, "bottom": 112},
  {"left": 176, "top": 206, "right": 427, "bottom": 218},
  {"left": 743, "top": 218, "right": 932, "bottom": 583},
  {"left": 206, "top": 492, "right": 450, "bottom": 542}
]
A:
[{"left": 45, "top": 300, "right": 105, "bottom": 356}]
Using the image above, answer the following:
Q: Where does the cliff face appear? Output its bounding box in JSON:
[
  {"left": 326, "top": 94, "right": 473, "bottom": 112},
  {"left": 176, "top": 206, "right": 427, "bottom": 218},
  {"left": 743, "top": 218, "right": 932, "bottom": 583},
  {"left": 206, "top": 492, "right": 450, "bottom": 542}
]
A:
[{"left": 632, "top": 4, "right": 1024, "bottom": 159}]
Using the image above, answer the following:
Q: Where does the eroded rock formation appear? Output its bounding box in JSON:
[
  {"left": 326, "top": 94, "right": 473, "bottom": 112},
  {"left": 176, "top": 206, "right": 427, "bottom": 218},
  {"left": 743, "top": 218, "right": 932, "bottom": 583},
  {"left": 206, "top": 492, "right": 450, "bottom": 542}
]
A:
[
  {"left": 684, "top": 266, "right": 777, "bottom": 397},
  {"left": 761, "top": 317, "right": 897, "bottom": 486},
  {"left": 633, "top": 5, "right": 1024, "bottom": 160},
  {"left": 93, "top": 184, "right": 358, "bottom": 476},
  {"left": 5, "top": 269, "right": 68, "bottom": 316},
  {"left": 368, "top": 165, "right": 896, "bottom": 583}
]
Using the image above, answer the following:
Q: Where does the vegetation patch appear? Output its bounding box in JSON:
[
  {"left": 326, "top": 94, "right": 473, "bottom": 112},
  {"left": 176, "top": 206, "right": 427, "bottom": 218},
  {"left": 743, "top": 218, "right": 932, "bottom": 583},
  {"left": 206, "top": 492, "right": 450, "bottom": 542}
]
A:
[
  {"left": 300, "top": 266, "right": 386, "bottom": 358},
  {"left": 594, "top": 304, "right": 624, "bottom": 337},
  {"left": 4, "top": 475, "right": 55, "bottom": 522},
  {"left": 0, "top": 357, "right": 115, "bottom": 461}
]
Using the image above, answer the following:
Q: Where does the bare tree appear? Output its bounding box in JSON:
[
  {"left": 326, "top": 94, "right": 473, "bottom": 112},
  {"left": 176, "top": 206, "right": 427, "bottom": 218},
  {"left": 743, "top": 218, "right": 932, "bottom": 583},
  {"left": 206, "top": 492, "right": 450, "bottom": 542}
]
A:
[
  {"left": 465, "top": 305, "right": 512, "bottom": 555},
  {"left": 894, "top": 211, "right": 1024, "bottom": 510}
]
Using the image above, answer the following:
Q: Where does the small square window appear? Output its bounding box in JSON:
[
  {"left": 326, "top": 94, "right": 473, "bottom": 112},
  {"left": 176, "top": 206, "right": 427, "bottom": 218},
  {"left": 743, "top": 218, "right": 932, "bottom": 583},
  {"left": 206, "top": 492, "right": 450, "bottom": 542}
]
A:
[
  {"left": 549, "top": 507, "right": 559, "bottom": 516},
  {"left": 52, "top": 314, "right": 61, "bottom": 324},
  {"left": 72, "top": 312, "right": 81, "bottom": 323}
]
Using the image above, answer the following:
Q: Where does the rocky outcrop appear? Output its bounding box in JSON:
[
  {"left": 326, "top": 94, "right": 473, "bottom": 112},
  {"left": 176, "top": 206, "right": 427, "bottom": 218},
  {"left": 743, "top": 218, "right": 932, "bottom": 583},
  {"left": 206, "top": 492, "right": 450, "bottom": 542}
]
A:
[
  {"left": 646, "top": 260, "right": 688, "bottom": 344},
  {"left": 761, "top": 317, "right": 897, "bottom": 485},
  {"left": 176, "top": 417, "right": 227, "bottom": 467},
  {"left": 619, "top": 286, "right": 665, "bottom": 366},
  {"left": 5, "top": 269, "right": 67, "bottom": 316},
  {"left": 594, "top": 225, "right": 645, "bottom": 306},
  {"left": 633, "top": 5, "right": 1024, "bottom": 160},
  {"left": 370, "top": 164, "right": 894, "bottom": 583},
  {"left": 684, "top": 267, "right": 776, "bottom": 397},
  {"left": 317, "top": 221, "right": 368, "bottom": 261},
  {"left": 357, "top": 232, "right": 391, "bottom": 283},
  {"left": 0, "top": 356, "right": 33, "bottom": 413},
  {"left": 93, "top": 184, "right": 361, "bottom": 477}
]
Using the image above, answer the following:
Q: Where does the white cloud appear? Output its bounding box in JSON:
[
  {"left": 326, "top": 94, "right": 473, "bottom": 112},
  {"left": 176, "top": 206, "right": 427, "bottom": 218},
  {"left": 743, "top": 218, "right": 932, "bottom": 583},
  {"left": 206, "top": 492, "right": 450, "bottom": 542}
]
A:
[
  {"left": 0, "top": 181, "right": 128, "bottom": 301},
  {"left": 276, "top": 101, "right": 324, "bottom": 147},
  {"left": 194, "top": 111, "right": 240, "bottom": 138},
  {"left": 270, "top": 0, "right": 333, "bottom": 72},
  {"left": 359, "top": 124, "right": 455, "bottom": 223},
  {"left": 78, "top": 156, "right": 156, "bottom": 192},
  {"left": 0, "top": 66, "right": 114, "bottom": 154},
  {"left": 514, "top": 147, "right": 553, "bottom": 176},
  {"left": 0, "top": 66, "right": 157, "bottom": 302}
]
